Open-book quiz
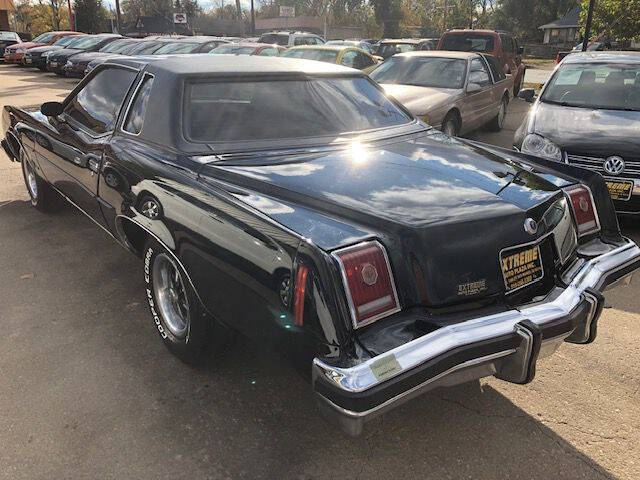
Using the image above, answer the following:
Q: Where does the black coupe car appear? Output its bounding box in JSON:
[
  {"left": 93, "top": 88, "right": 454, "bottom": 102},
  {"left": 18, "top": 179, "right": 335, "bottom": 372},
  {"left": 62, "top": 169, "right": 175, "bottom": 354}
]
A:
[
  {"left": 515, "top": 52, "right": 640, "bottom": 214},
  {"left": 2, "top": 56, "right": 639, "bottom": 436}
]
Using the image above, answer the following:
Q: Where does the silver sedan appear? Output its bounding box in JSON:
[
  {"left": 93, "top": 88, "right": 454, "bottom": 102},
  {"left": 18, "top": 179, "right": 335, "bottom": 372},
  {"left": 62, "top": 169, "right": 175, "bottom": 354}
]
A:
[{"left": 370, "top": 51, "right": 514, "bottom": 136}]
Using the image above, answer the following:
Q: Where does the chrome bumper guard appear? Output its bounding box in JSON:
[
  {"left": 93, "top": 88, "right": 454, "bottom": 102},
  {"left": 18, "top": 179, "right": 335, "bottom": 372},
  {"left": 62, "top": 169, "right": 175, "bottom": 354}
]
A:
[{"left": 312, "top": 239, "right": 640, "bottom": 436}]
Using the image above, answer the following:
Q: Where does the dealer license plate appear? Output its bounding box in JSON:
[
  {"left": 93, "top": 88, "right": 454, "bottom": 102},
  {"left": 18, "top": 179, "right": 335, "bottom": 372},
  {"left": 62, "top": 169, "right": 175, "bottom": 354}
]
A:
[
  {"left": 50, "top": 61, "right": 57, "bottom": 67},
  {"left": 500, "top": 244, "right": 544, "bottom": 292},
  {"left": 606, "top": 180, "right": 633, "bottom": 201}
]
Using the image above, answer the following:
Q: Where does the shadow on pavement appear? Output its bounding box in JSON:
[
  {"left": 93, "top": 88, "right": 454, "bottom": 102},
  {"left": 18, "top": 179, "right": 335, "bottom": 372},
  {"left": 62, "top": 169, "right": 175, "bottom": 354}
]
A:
[{"left": 0, "top": 200, "right": 618, "bottom": 479}]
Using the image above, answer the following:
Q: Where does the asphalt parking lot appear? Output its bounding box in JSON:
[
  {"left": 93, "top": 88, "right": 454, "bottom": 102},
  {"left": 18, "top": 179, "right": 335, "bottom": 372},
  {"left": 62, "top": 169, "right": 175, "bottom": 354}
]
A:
[{"left": 1, "top": 64, "right": 639, "bottom": 480}]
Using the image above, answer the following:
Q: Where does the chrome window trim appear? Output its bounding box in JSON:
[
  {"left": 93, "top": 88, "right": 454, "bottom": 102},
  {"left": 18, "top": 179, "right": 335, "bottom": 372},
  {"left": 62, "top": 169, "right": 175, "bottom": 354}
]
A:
[
  {"left": 331, "top": 240, "right": 401, "bottom": 330},
  {"left": 120, "top": 72, "right": 155, "bottom": 136}
]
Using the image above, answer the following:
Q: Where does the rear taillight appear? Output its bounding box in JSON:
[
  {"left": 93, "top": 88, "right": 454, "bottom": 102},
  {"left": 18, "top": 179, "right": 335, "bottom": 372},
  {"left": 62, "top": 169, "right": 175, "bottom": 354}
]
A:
[
  {"left": 333, "top": 241, "right": 400, "bottom": 328},
  {"left": 564, "top": 185, "right": 600, "bottom": 236}
]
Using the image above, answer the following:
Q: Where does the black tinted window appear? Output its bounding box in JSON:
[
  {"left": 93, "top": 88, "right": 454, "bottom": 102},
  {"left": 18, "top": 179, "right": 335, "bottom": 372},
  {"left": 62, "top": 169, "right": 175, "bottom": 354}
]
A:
[
  {"left": 64, "top": 68, "right": 137, "bottom": 134},
  {"left": 185, "top": 77, "right": 411, "bottom": 143},
  {"left": 123, "top": 75, "right": 154, "bottom": 134},
  {"left": 441, "top": 34, "right": 494, "bottom": 53},
  {"left": 259, "top": 34, "right": 288, "bottom": 46},
  {"left": 483, "top": 55, "right": 506, "bottom": 81}
]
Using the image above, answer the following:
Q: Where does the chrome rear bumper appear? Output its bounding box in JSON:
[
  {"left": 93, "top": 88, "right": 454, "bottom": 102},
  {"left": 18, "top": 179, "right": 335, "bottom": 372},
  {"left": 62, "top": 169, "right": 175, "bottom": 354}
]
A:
[{"left": 312, "top": 239, "right": 640, "bottom": 436}]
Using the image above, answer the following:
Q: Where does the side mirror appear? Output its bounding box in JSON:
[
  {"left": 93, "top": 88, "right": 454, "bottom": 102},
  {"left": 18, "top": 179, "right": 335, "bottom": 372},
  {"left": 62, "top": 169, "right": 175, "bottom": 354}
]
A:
[
  {"left": 466, "top": 82, "right": 482, "bottom": 94},
  {"left": 41, "top": 101, "right": 63, "bottom": 117},
  {"left": 518, "top": 88, "right": 535, "bottom": 103},
  {"left": 518, "top": 46, "right": 524, "bottom": 55}
]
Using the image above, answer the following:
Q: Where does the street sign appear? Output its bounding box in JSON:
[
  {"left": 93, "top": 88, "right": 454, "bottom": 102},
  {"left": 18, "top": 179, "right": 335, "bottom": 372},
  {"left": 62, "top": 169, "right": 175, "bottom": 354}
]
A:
[
  {"left": 173, "top": 13, "right": 187, "bottom": 24},
  {"left": 279, "top": 6, "right": 295, "bottom": 17}
]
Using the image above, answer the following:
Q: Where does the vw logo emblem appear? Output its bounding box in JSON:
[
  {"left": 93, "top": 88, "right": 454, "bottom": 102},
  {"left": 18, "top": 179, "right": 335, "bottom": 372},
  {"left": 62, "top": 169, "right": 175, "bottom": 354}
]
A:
[
  {"left": 524, "top": 218, "right": 538, "bottom": 235},
  {"left": 603, "top": 156, "right": 625, "bottom": 175}
]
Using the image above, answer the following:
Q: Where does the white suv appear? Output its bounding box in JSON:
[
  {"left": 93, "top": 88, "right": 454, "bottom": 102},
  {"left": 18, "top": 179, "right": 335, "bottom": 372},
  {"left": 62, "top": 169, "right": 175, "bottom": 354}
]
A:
[{"left": 258, "top": 31, "right": 325, "bottom": 47}]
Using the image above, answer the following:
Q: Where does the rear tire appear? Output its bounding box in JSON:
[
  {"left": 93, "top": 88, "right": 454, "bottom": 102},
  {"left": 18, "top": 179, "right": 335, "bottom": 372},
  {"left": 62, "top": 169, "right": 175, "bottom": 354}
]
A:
[
  {"left": 143, "top": 239, "right": 218, "bottom": 365},
  {"left": 488, "top": 95, "right": 508, "bottom": 132},
  {"left": 442, "top": 111, "right": 460, "bottom": 137},
  {"left": 21, "top": 152, "right": 61, "bottom": 213}
]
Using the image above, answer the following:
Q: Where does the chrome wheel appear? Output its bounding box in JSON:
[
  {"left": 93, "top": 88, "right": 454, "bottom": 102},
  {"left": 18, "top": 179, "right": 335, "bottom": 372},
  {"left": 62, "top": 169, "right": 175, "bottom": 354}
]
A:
[
  {"left": 497, "top": 101, "right": 506, "bottom": 129},
  {"left": 152, "top": 253, "right": 190, "bottom": 338},
  {"left": 23, "top": 159, "right": 38, "bottom": 200}
]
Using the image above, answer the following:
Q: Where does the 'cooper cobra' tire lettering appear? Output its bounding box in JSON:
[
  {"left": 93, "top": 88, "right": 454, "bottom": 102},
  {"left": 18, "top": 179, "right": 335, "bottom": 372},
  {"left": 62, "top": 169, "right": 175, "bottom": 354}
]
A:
[{"left": 145, "top": 255, "right": 168, "bottom": 339}]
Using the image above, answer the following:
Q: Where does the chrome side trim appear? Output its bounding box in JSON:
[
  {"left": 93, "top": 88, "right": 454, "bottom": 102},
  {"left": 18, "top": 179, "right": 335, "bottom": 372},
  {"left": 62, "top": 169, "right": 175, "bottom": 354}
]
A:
[{"left": 314, "top": 239, "right": 640, "bottom": 394}]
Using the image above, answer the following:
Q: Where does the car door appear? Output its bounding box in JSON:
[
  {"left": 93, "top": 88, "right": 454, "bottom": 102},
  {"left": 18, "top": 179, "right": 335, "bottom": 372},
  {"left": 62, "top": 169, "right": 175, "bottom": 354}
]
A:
[
  {"left": 464, "top": 57, "right": 494, "bottom": 130},
  {"left": 35, "top": 66, "right": 138, "bottom": 227}
]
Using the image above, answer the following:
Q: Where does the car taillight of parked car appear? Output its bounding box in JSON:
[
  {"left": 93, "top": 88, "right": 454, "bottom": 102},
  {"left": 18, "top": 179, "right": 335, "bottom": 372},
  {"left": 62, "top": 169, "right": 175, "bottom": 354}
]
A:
[
  {"left": 564, "top": 185, "right": 600, "bottom": 236},
  {"left": 333, "top": 241, "right": 400, "bottom": 328}
]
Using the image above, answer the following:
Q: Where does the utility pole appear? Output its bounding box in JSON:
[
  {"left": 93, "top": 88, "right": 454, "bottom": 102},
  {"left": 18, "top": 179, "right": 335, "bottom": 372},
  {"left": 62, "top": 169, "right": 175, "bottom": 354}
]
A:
[
  {"left": 582, "top": 0, "right": 596, "bottom": 51},
  {"left": 67, "top": 0, "right": 73, "bottom": 30},
  {"left": 250, "top": 0, "right": 255, "bottom": 34},
  {"left": 114, "top": 0, "right": 122, "bottom": 33}
]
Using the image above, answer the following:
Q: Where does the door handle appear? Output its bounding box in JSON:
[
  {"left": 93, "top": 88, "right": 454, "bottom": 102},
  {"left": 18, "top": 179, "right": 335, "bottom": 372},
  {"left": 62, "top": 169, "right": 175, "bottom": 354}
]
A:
[{"left": 73, "top": 153, "right": 101, "bottom": 175}]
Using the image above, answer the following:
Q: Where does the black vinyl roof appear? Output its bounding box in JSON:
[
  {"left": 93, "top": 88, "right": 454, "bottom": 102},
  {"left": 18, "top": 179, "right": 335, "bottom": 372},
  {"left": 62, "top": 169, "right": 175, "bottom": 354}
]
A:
[{"left": 104, "top": 55, "right": 361, "bottom": 77}]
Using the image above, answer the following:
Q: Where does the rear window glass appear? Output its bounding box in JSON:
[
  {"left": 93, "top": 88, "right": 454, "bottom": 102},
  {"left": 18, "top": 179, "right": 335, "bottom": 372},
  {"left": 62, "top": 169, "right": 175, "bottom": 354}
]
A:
[
  {"left": 184, "top": 77, "right": 411, "bottom": 143},
  {"left": 441, "top": 34, "right": 495, "bottom": 53},
  {"left": 259, "top": 34, "right": 289, "bottom": 46},
  {"left": 378, "top": 43, "right": 418, "bottom": 58},
  {"left": 211, "top": 45, "right": 256, "bottom": 55},
  {"left": 281, "top": 48, "right": 338, "bottom": 63}
]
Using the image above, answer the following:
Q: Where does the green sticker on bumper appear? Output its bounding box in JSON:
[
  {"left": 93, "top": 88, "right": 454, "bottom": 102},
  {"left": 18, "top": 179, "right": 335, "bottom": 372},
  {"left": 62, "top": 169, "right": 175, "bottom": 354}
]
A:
[{"left": 370, "top": 354, "right": 402, "bottom": 382}]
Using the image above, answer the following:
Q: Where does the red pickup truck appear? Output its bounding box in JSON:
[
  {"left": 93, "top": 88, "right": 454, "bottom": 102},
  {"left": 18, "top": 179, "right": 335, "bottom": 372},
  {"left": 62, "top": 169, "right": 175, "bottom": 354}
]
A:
[{"left": 438, "top": 30, "right": 526, "bottom": 96}]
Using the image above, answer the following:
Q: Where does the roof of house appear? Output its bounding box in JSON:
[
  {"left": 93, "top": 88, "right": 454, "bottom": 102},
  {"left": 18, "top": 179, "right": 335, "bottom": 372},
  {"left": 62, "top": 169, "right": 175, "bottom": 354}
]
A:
[{"left": 539, "top": 6, "right": 581, "bottom": 30}]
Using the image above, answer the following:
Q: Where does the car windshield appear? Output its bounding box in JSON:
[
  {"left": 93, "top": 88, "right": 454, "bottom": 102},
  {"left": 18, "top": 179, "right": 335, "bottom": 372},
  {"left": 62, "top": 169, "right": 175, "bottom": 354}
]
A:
[
  {"left": 0, "top": 32, "right": 20, "bottom": 41},
  {"left": 66, "top": 36, "right": 89, "bottom": 48},
  {"left": 441, "top": 34, "right": 495, "bottom": 53},
  {"left": 127, "top": 41, "right": 162, "bottom": 54},
  {"left": 33, "top": 33, "right": 56, "bottom": 43},
  {"left": 378, "top": 43, "right": 418, "bottom": 58},
  {"left": 184, "top": 77, "right": 411, "bottom": 143},
  {"left": 371, "top": 56, "right": 467, "bottom": 89},
  {"left": 541, "top": 63, "right": 640, "bottom": 112},
  {"left": 99, "top": 39, "right": 134, "bottom": 53},
  {"left": 281, "top": 48, "right": 338, "bottom": 63},
  {"left": 210, "top": 45, "right": 256, "bottom": 55},
  {"left": 53, "top": 35, "right": 78, "bottom": 46},
  {"left": 72, "top": 36, "right": 109, "bottom": 49},
  {"left": 259, "top": 34, "right": 288, "bottom": 46},
  {"left": 154, "top": 42, "right": 199, "bottom": 54}
]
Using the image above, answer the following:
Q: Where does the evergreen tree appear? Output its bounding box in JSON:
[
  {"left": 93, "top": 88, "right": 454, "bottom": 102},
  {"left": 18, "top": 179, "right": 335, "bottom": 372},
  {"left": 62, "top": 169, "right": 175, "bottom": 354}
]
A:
[{"left": 74, "top": 0, "right": 107, "bottom": 32}]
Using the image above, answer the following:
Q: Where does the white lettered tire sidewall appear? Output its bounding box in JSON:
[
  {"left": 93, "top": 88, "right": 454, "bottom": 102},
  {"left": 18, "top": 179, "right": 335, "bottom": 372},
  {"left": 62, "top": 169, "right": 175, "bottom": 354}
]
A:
[{"left": 143, "top": 239, "right": 211, "bottom": 363}]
